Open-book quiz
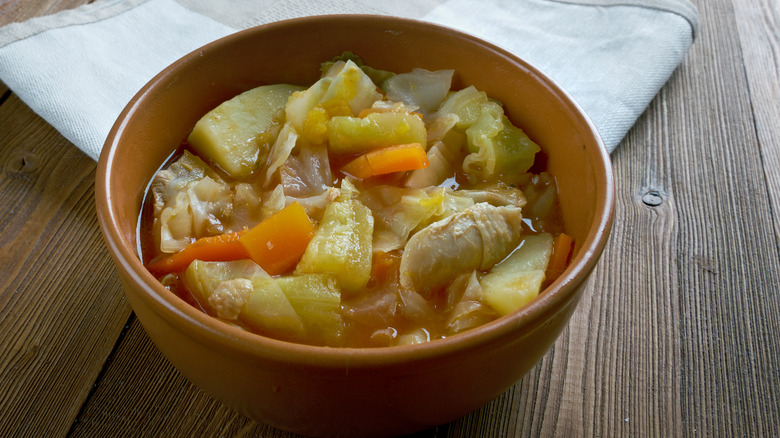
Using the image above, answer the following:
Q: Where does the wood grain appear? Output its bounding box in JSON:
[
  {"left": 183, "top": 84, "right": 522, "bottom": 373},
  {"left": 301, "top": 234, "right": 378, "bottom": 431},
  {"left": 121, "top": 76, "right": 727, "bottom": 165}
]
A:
[
  {"left": 1, "top": 0, "right": 779, "bottom": 436},
  {"left": 673, "top": 1, "right": 780, "bottom": 435},
  {"left": 0, "top": 0, "right": 92, "bottom": 25},
  {"left": 0, "top": 93, "right": 132, "bottom": 436},
  {"left": 732, "top": 0, "right": 780, "bottom": 248}
]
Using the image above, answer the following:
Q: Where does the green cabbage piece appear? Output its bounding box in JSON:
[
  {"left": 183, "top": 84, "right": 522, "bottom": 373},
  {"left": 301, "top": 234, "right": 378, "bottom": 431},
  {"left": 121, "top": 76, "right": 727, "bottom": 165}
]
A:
[{"left": 320, "top": 51, "right": 395, "bottom": 85}]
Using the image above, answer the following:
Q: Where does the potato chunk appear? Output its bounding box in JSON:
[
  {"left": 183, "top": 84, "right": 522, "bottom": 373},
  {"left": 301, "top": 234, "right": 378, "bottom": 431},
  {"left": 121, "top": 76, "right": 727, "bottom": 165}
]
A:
[
  {"left": 480, "top": 233, "right": 553, "bottom": 315},
  {"left": 188, "top": 84, "right": 302, "bottom": 179}
]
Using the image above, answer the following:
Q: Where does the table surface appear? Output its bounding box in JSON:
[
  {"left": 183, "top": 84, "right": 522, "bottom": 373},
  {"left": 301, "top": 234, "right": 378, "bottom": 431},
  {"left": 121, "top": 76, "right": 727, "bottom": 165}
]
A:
[{"left": 1, "top": 0, "right": 778, "bottom": 436}]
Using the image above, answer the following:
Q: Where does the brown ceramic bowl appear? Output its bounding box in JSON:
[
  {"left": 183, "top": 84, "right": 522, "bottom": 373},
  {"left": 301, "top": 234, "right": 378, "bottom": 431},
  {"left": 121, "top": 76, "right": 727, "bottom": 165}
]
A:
[{"left": 96, "top": 14, "right": 614, "bottom": 437}]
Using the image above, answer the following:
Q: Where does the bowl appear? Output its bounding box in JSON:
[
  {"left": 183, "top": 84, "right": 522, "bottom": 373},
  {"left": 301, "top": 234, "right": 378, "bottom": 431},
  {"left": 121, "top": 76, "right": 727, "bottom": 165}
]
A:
[{"left": 96, "top": 14, "right": 614, "bottom": 437}]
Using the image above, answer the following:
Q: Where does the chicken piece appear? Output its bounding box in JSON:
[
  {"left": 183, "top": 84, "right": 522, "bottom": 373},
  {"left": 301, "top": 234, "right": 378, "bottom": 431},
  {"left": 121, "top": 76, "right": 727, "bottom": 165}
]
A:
[
  {"left": 399, "top": 203, "right": 524, "bottom": 293},
  {"left": 456, "top": 183, "right": 528, "bottom": 208},
  {"left": 208, "top": 278, "right": 253, "bottom": 320}
]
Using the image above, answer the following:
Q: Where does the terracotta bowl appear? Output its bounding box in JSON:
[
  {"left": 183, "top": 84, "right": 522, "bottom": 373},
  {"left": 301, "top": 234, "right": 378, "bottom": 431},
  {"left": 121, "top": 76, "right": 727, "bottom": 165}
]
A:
[{"left": 96, "top": 14, "right": 614, "bottom": 437}]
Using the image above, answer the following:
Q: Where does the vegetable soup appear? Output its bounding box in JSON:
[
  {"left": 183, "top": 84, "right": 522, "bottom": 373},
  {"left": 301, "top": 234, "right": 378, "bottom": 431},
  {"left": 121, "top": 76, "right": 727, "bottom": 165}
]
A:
[{"left": 139, "top": 53, "right": 572, "bottom": 347}]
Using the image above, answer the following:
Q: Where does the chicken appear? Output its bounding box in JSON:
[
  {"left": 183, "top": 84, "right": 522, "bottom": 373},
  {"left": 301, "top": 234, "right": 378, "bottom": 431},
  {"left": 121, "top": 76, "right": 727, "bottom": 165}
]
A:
[
  {"left": 208, "top": 278, "right": 253, "bottom": 320},
  {"left": 398, "top": 203, "right": 524, "bottom": 293}
]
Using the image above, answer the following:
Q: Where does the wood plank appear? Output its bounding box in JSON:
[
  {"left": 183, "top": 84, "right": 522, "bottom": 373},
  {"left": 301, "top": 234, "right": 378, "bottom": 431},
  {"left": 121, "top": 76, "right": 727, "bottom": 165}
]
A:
[
  {"left": 0, "top": 92, "right": 132, "bottom": 436},
  {"left": 69, "top": 317, "right": 294, "bottom": 437},
  {"left": 0, "top": 0, "right": 93, "bottom": 26},
  {"left": 655, "top": 0, "right": 780, "bottom": 435},
  {"left": 732, "top": 0, "right": 780, "bottom": 251}
]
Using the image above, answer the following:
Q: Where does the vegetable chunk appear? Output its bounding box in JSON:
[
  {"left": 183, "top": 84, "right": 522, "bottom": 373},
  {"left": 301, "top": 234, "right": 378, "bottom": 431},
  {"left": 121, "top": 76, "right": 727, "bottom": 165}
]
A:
[
  {"left": 295, "top": 180, "right": 374, "bottom": 295},
  {"left": 183, "top": 260, "right": 305, "bottom": 338},
  {"left": 239, "top": 202, "right": 316, "bottom": 276},
  {"left": 341, "top": 143, "right": 429, "bottom": 179},
  {"left": 480, "top": 233, "right": 553, "bottom": 315},
  {"left": 328, "top": 112, "right": 427, "bottom": 154},
  {"left": 188, "top": 84, "right": 302, "bottom": 179},
  {"left": 276, "top": 274, "right": 344, "bottom": 345}
]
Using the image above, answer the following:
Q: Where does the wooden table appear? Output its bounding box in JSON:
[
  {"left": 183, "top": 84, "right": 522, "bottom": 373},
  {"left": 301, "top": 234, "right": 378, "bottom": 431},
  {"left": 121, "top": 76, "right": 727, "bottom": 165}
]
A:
[{"left": 1, "top": 0, "right": 778, "bottom": 436}]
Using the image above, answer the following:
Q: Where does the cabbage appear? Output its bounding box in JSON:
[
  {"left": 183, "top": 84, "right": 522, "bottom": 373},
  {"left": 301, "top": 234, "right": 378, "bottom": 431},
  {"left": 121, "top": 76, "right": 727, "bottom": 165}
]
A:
[
  {"left": 151, "top": 151, "right": 232, "bottom": 253},
  {"left": 342, "top": 285, "right": 398, "bottom": 329},
  {"left": 279, "top": 143, "right": 333, "bottom": 197},
  {"left": 320, "top": 60, "right": 382, "bottom": 114},
  {"left": 456, "top": 182, "right": 528, "bottom": 208},
  {"left": 444, "top": 271, "right": 498, "bottom": 334},
  {"left": 425, "top": 112, "right": 460, "bottom": 145},
  {"left": 434, "top": 86, "right": 490, "bottom": 130},
  {"left": 396, "top": 327, "right": 432, "bottom": 345},
  {"left": 285, "top": 77, "right": 332, "bottom": 133},
  {"left": 286, "top": 187, "right": 340, "bottom": 223},
  {"left": 320, "top": 52, "right": 395, "bottom": 85},
  {"left": 259, "top": 184, "right": 286, "bottom": 220},
  {"left": 263, "top": 122, "right": 299, "bottom": 187},
  {"left": 463, "top": 102, "right": 541, "bottom": 183},
  {"left": 462, "top": 102, "right": 504, "bottom": 181},
  {"left": 403, "top": 140, "right": 459, "bottom": 189},
  {"left": 227, "top": 183, "right": 262, "bottom": 232},
  {"left": 397, "top": 289, "right": 435, "bottom": 323},
  {"left": 382, "top": 68, "right": 454, "bottom": 117}
]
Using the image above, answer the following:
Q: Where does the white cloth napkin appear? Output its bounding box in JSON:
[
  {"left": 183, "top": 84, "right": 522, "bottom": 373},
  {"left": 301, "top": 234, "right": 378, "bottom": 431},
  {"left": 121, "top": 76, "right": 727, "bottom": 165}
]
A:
[{"left": 0, "top": 0, "right": 699, "bottom": 160}]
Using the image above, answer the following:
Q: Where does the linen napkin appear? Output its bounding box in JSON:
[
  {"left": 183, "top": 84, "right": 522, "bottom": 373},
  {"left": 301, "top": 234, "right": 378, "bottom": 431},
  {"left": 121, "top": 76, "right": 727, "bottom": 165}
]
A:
[{"left": 0, "top": 0, "right": 699, "bottom": 160}]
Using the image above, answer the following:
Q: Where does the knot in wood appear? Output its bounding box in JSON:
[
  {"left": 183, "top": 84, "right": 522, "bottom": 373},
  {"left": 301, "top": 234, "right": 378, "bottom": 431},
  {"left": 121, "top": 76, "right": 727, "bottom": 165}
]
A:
[{"left": 641, "top": 190, "right": 664, "bottom": 207}]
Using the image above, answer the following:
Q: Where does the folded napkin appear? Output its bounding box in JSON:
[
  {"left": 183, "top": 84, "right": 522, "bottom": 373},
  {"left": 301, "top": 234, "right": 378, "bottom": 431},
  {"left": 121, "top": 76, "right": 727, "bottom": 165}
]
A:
[{"left": 0, "top": 0, "right": 699, "bottom": 160}]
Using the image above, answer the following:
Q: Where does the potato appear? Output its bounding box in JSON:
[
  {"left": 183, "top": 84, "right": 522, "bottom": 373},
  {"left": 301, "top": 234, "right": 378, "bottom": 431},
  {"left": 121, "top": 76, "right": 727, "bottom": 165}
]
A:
[
  {"left": 481, "top": 233, "right": 553, "bottom": 315},
  {"left": 188, "top": 84, "right": 303, "bottom": 179}
]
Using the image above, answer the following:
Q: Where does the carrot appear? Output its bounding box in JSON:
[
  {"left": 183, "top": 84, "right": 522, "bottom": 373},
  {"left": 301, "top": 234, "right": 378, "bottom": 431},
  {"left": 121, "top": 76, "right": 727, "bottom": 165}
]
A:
[
  {"left": 545, "top": 233, "right": 574, "bottom": 282},
  {"left": 370, "top": 250, "right": 401, "bottom": 284},
  {"left": 146, "top": 230, "right": 248, "bottom": 275},
  {"left": 239, "top": 202, "right": 316, "bottom": 276},
  {"left": 341, "top": 143, "right": 429, "bottom": 179}
]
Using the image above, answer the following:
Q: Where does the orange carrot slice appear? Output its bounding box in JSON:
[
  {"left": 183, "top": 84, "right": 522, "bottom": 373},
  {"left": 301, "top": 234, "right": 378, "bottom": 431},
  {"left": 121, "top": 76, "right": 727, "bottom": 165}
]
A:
[
  {"left": 545, "top": 233, "right": 574, "bottom": 282},
  {"left": 239, "top": 202, "right": 316, "bottom": 276},
  {"left": 146, "top": 230, "right": 248, "bottom": 275},
  {"left": 341, "top": 143, "right": 429, "bottom": 179}
]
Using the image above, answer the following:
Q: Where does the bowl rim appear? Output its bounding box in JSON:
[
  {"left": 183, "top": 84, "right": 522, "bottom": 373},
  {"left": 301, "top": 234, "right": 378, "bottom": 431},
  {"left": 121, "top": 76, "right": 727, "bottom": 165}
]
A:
[{"left": 96, "top": 13, "right": 615, "bottom": 369}]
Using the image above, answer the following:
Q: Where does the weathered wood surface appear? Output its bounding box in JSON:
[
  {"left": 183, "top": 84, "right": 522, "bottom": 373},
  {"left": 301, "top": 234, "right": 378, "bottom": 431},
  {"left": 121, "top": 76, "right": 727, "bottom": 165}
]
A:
[{"left": 0, "top": 0, "right": 778, "bottom": 436}]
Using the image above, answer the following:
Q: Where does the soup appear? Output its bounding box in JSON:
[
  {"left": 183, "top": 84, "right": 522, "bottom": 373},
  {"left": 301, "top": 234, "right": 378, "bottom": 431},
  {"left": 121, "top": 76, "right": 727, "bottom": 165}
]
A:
[{"left": 139, "top": 53, "right": 573, "bottom": 348}]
